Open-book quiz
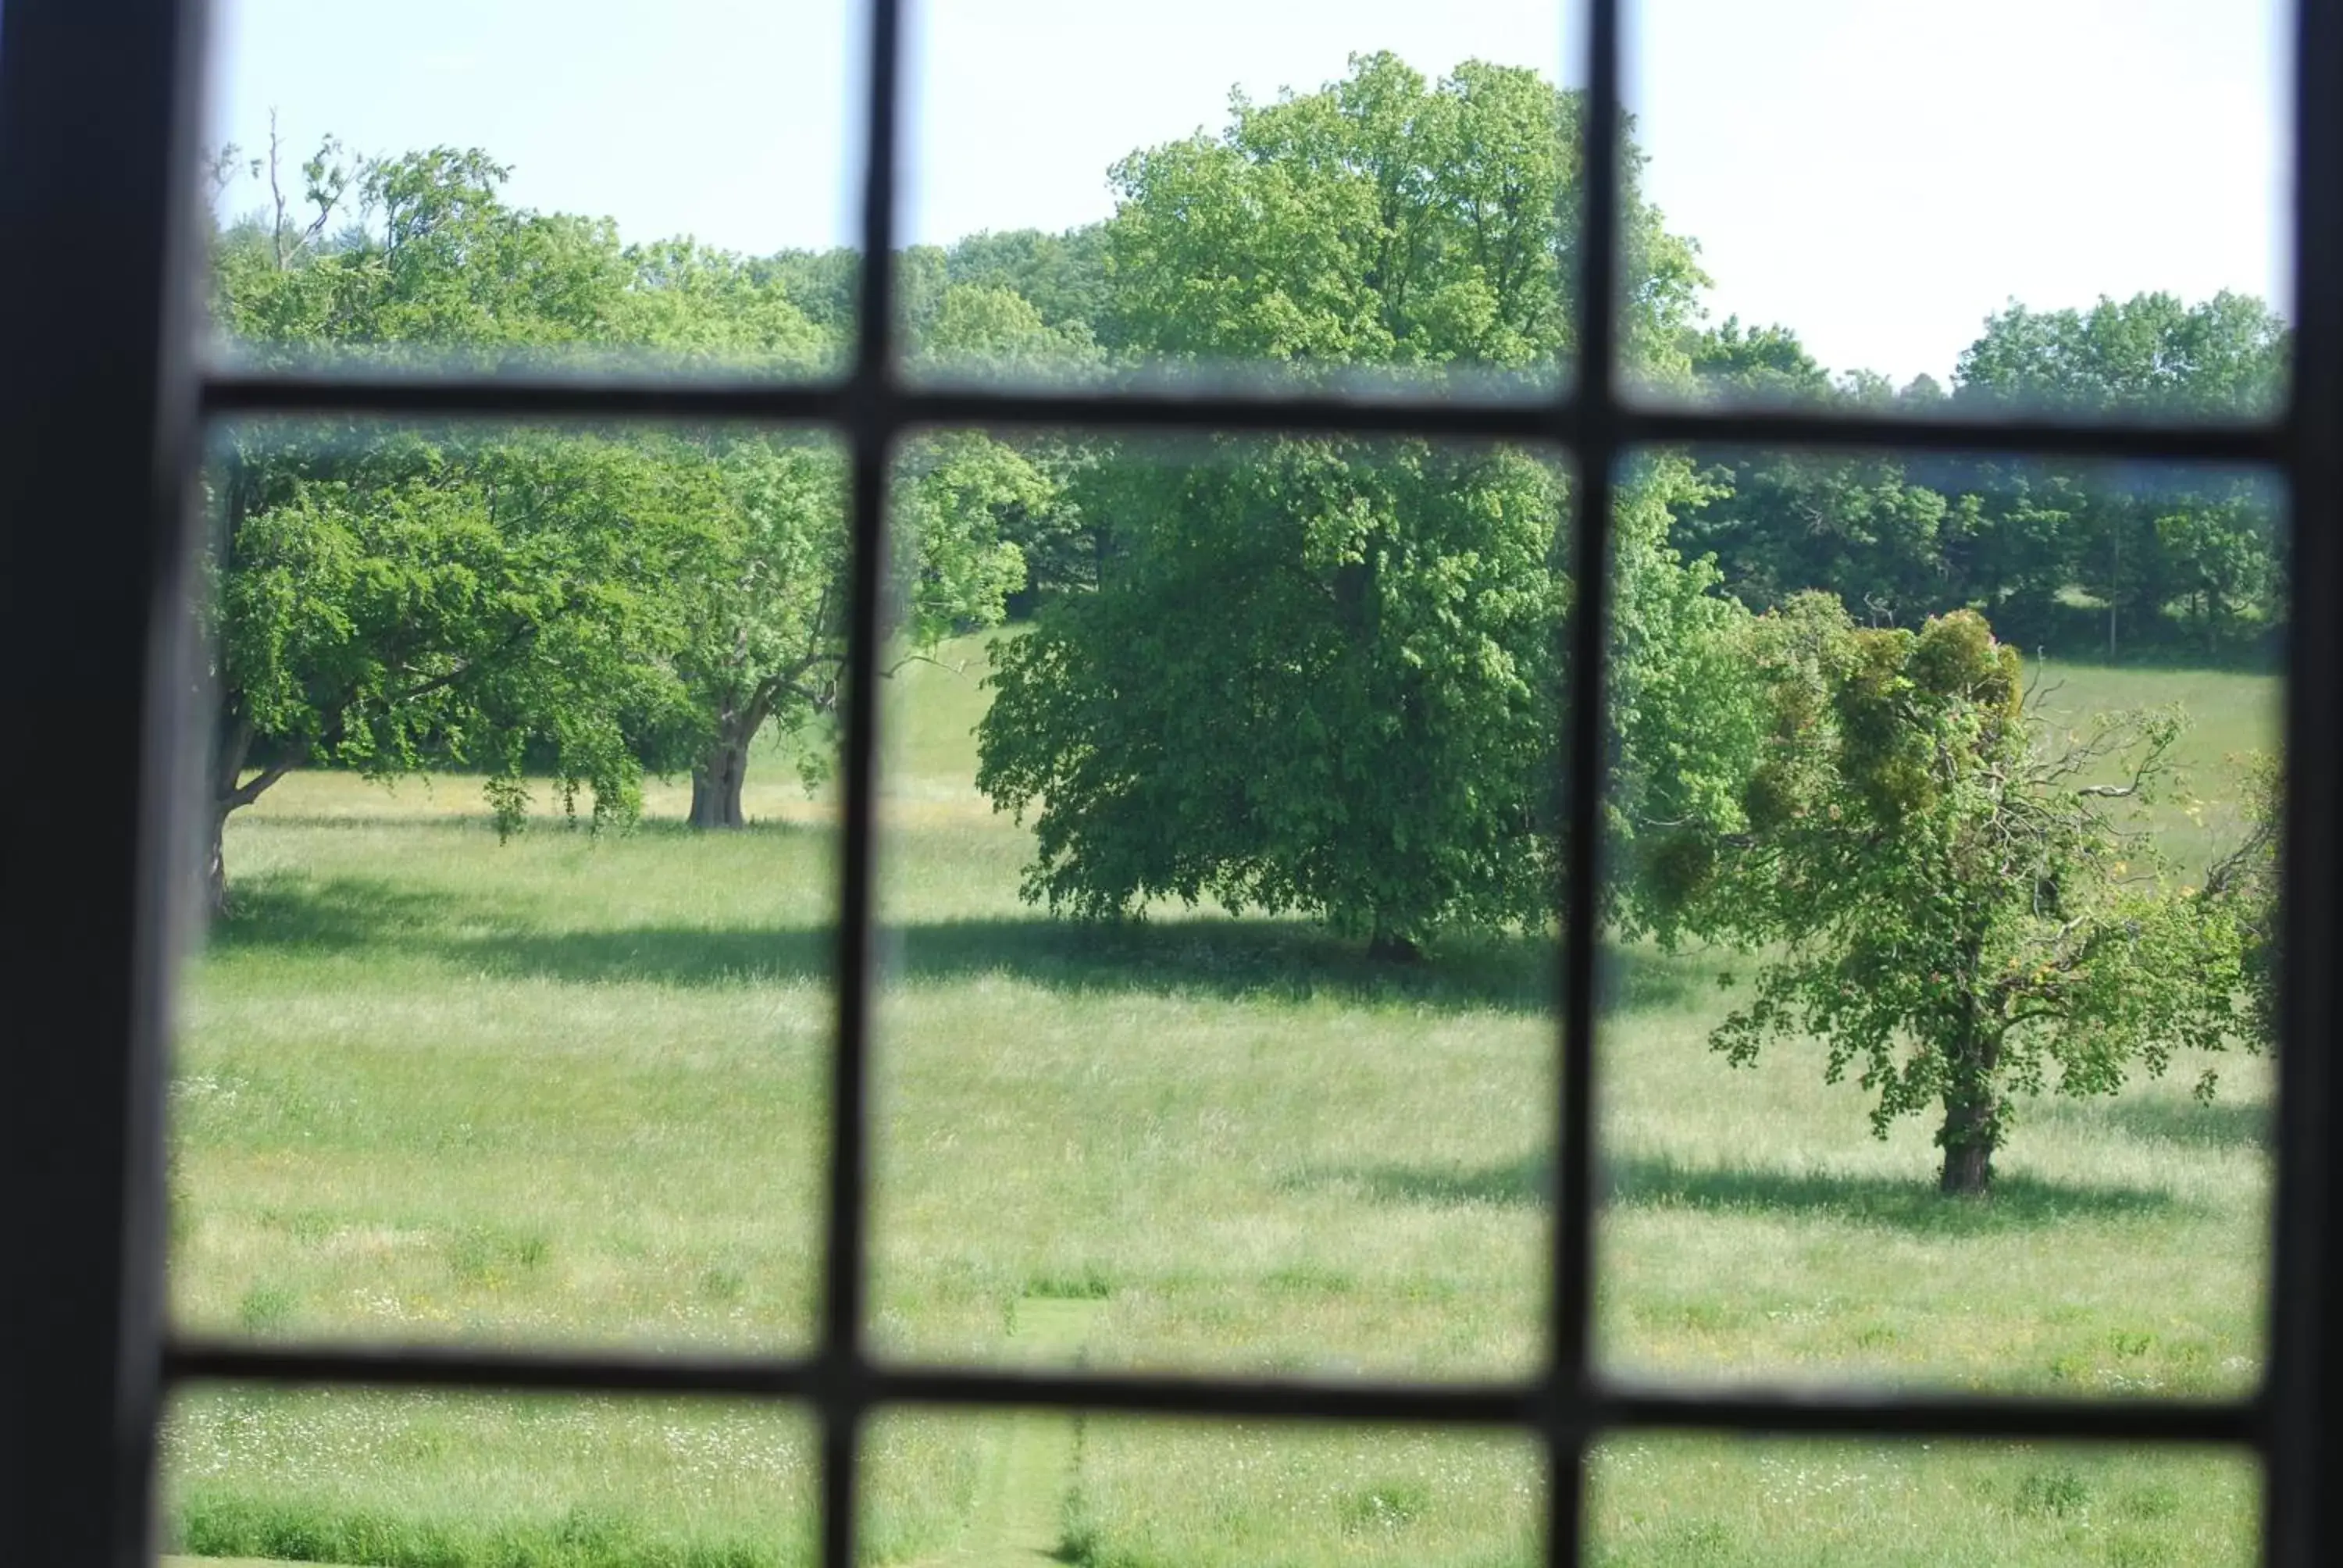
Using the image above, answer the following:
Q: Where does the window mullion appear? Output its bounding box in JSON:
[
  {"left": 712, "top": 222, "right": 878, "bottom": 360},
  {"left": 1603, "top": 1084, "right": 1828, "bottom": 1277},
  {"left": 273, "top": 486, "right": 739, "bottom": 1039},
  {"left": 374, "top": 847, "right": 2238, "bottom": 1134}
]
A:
[
  {"left": 820, "top": 1, "right": 909, "bottom": 1566},
  {"left": 2266, "top": 1, "right": 2343, "bottom": 1563},
  {"left": 0, "top": 0, "right": 209, "bottom": 1564},
  {"left": 1550, "top": 0, "right": 1627, "bottom": 1564}
]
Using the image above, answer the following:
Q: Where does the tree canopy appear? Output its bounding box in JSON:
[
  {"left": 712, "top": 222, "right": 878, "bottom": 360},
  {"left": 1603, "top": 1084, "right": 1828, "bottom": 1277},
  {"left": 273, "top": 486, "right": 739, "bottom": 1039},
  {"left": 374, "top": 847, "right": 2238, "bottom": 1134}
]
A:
[
  {"left": 1096, "top": 52, "right": 1700, "bottom": 383},
  {"left": 977, "top": 55, "right": 1744, "bottom": 956}
]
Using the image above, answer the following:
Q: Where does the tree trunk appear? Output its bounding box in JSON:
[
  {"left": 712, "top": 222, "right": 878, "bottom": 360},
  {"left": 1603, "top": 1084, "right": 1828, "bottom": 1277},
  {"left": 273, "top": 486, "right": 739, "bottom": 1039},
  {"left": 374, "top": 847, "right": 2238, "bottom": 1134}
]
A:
[
  {"left": 1937, "top": 1039, "right": 2002, "bottom": 1195},
  {"left": 1367, "top": 917, "right": 1421, "bottom": 964},
  {"left": 205, "top": 711, "right": 255, "bottom": 922},
  {"left": 1938, "top": 1118, "right": 1995, "bottom": 1196},
  {"left": 204, "top": 805, "right": 230, "bottom": 923},
  {"left": 689, "top": 732, "right": 753, "bottom": 829},
  {"left": 1938, "top": 938, "right": 2002, "bottom": 1196}
]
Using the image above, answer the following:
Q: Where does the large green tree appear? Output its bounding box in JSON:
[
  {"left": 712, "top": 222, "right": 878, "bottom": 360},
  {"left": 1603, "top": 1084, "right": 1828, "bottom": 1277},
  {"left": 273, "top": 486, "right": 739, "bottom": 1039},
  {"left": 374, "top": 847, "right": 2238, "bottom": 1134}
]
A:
[
  {"left": 1669, "top": 597, "right": 2258, "bottom": 1193},
  {"left": 206, "top": 427, "right": 707, "bottom": 911},
  {"left": 976, "top": 55, "right": 1744, "bottom": 956},
  {"left": 203, "top": 141, "right": 746, "bottom": 908}
]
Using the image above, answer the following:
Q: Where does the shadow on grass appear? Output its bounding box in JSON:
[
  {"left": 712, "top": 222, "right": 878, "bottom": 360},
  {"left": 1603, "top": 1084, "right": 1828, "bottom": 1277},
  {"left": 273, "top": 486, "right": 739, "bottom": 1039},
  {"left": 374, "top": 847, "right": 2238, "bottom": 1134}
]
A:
[
  {"left": 460, "top": 916, "right": 1573, "bottom": 1014},
  {"left": 1313, "top": 1155, "right": 1553, "bottom": 1209},
  {"left": 1605, "top": 1155, "right": 2184, "bottom": 1234},
  {"left": 1313, "top": 1152, "right": 2183, "bottom": 1233},
  {"left": 208, "top": 875, "right": 453, "bottom": 954},
  {"left": 215, "top": 878, "right": 1706, "bottom": 1018}
]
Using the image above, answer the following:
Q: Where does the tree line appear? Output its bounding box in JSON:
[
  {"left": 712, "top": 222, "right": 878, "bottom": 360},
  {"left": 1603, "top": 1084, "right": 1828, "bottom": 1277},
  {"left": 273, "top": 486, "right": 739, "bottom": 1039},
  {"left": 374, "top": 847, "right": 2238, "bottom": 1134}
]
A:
[{"left": 207, "top": 55, "right": 2281, "bottom": 1192}]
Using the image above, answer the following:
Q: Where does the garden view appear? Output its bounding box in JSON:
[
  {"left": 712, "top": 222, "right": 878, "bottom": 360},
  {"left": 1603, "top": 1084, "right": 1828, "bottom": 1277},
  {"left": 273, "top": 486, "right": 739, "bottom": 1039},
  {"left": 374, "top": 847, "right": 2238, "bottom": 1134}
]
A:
[{"left": 166, "top": 40, "right": 2284, "bottom": 1568}]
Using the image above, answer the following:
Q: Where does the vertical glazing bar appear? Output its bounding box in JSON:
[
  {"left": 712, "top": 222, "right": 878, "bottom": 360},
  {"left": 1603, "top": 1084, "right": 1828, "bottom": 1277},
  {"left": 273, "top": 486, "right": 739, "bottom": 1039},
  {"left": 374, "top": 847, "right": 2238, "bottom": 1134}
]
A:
[
  {"left": 2266, "top": 2, "right": 2341, "bottom": 1562},
  {"left": 1553, "top": 0, "right": 1625, "bottom": 1563},
  {"left": 0, "top": 0, "right": 211, "bottom": 1563},
  {"left": 822, "top": 0, "right": 905, "bottom": 1565}
]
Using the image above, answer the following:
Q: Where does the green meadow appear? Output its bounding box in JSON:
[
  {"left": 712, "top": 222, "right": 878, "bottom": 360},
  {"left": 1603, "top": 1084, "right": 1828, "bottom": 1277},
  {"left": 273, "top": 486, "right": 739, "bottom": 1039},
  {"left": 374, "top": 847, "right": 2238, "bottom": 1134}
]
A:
[{"left": 162, "top": 646, "right": 2279, "bottom": 1567}]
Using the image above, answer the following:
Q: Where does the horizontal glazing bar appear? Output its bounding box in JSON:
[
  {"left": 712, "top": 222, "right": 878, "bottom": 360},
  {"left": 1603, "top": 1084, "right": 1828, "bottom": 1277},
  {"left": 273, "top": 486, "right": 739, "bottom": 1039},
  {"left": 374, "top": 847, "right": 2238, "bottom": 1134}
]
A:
[
  {"left": 1624, "top": 403, "right": 2288, "bottom": 461},
  {"left": 166, "top": 1340, "right": 828, "bottom": 1399},
  {"left": 196, "top": 369, "right": 2291, "bottom": 461},
  {"left": 163, "top": 1339, "right": 2263, "bottom": 1445},
  {"left": 197, "top": 370, "right": 1562, "bottom": 440},
  {"left": 1600, "top": 1388, "right": 2263, "bottom": 1445}
]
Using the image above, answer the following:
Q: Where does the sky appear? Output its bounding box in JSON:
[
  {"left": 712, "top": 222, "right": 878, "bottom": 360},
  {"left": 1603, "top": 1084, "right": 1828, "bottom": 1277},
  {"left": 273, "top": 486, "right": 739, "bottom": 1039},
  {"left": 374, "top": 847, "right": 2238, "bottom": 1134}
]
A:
[{"left": 207, "top": 0, "right": 2291, "bottom": 386}]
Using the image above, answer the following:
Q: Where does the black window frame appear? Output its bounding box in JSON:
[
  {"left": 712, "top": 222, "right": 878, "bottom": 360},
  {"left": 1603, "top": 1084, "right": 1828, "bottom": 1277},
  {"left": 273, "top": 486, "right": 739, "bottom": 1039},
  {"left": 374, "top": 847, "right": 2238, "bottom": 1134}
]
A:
[{"left": 1, "top": 0, "right": 2336, "bottom": 1563}]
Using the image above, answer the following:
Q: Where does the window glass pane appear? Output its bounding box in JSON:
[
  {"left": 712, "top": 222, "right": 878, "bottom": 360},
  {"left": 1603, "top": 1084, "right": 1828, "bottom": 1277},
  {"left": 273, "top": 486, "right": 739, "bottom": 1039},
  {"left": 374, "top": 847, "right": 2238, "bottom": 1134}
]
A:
[
  {"left": 1621, "top": 0, "right": 2291, "bottom": 422},
  {"left": 201, "top": 0, "right": 858, "bottom": 379},
  {"left": 169, "top": 418, "right": 839, "bottom": 1352},
  {"left": 1587, "top": 1434, "right": 2257, "bottom": 1567},
  {"left": 158, "top": 1387, "right": 815, "bottom": 1566},
  {"left": 900, "top": 1, "right": 1580, "bottom": 398},
  {"left": 864, "top": 1409, "right": 1543, "bottom": 1566},
  {"left": 870, "top": 429, "right": 1567, "bottom": 1377},
  {"left": 1599, "top": 448, "right": 2282, "bottom": 1394}
]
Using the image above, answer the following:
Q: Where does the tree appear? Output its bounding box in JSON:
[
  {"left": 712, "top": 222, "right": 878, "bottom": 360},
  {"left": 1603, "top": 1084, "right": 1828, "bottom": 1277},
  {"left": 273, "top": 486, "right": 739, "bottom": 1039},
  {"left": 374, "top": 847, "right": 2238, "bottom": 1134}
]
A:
[
  {"left": 1671, "top": 597, "right": 2258, "bottom": 1193},
  {"left": 660, "top": 434, "right": 846, "bottom": 829},
  {"left": 205, "top": 139, "right": 754, "bottom": 908},
  {"left": 663, "top": 423, "right": 1039, "bottom": 829},
  {"left": 667, "top": 287, "right": 1069, "bottom": 830},
  {"left": 913, "top": 282, "right": 1099, "bottom": 611},
  {"left": 206, "top": 429, "right": 704, "bottom": 911},
  {"left": 2203, "top": 750, "right": 2281, "bottom": 1045},
  {"left": 1095, "top": 52, "right": 1701, "bottom": 382},
  {"left": 1666, "top": 300, "right": 2291, "bottom": 660},
  {"left": 980, "top": 439, "right": 1566, "bottom": 957},
  {"left": 977, "top": 55, "right": 1742, "bottom": 957},
  {"left": 208, "top": 137, "right": 1041, "bottom": 872}
]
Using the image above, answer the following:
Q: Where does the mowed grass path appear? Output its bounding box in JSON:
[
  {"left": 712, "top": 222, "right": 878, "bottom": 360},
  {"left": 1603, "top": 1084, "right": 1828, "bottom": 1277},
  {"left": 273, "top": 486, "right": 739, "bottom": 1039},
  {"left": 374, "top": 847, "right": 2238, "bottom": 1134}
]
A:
[{"left": 165, "top": 647, "right": 2277, "bottom": 1566}]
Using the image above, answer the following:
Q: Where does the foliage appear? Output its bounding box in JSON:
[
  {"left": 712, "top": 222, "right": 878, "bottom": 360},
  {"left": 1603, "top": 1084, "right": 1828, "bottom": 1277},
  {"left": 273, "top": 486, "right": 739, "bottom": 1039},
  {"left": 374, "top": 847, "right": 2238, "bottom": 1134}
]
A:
[
  {"left": 210, "top": 142, "right": 828, "bottom": 373},
  {"left": 904, "top": 282, "right": 1100, "bottom": 611},
  {"left": 1675, "top": 299, "right": 2289, "bottom": 661},
  {"left": 943, "top": 223, "right": 1114, "bottom": 345},
  {"left": 1963, "top": 294, "right": 2289, "bottom": 660},
  {"left": 978, "top": 54, "right": 1736, "bottom": 954},
  {"left": 2203, "top": 750, "right": 2281, "bottom": 1042},
  {"left": 1952, "top": 291, "right": 2287, "bottom": 420},
  {"left": 205, "top": 142, "right": 723, "bottom": 900},
  {"left": 205, "top": 135, "right": 1045, "bottom": 878},
  {"left": 1096, "top": 52, "right": 1702, "bottom": 383},
  {"left": 980, "top": 437, "right": 1572, "bottom": 955},
  {"left": 1671, "top": 597, "right": 2259, "bottom": 1192},
  {"left": 652, "top": 415, "right": 1045, "bottom": 829},
  {"left": 223, "top": 429, "right": 706, "bottom": 804}
]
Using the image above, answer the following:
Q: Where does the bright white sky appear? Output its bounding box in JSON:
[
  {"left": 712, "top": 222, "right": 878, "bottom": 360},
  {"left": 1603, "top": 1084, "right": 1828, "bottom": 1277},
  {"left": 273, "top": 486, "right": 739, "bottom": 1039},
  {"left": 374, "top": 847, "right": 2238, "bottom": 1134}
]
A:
[{"left": 207, "top": 0, "right": 2291, "bottom": 385}]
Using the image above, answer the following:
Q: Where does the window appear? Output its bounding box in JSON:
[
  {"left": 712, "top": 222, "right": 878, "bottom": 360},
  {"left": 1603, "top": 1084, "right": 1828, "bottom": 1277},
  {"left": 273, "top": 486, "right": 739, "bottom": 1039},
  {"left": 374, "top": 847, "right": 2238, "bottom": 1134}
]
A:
[{"left": 0, "top": 0, "right": 2336, "bottom": 1563}]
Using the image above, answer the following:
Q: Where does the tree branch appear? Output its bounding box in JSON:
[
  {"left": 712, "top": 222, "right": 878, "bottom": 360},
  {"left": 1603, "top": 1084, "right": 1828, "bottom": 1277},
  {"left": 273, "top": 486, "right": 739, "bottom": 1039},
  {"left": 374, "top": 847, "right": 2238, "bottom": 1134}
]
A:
[{"left": 220, "top": 761, "right": 294, "bottom": 813}]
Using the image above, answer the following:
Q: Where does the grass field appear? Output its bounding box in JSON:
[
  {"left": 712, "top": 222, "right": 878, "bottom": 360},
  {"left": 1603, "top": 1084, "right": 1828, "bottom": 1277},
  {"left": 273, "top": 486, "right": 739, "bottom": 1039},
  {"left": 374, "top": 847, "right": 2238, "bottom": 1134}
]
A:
[{"left": 162, "top": 644, "right": 2280, "bottom": 1566}]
